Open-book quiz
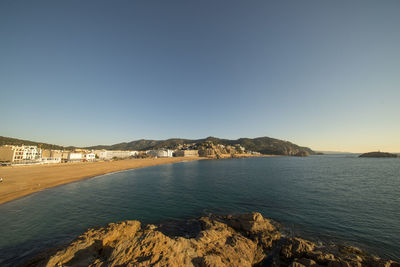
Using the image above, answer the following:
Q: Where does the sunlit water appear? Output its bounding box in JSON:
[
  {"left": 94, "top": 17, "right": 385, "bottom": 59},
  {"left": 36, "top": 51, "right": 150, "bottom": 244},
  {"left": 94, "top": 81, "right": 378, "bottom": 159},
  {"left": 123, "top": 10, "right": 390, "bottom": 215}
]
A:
[{"left": 0, "top": 155, "right": 399, "bottom": 265}]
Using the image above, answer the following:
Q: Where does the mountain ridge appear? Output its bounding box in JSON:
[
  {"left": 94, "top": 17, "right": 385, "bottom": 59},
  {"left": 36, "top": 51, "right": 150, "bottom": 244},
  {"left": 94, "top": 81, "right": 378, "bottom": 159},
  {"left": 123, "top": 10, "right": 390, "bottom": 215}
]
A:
[
  {"left": 0, "top": 136, "right": 72, "bottom": 150},
  {"left": 86, "top": 136, "right": 317, "bottom": 156},
  {"left": 0, "top": 136, "right": 317, "bottom": 156}
]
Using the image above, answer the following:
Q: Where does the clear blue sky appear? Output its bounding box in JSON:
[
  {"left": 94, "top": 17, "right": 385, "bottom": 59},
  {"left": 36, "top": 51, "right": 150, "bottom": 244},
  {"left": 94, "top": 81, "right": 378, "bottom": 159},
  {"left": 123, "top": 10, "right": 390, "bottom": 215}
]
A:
[{"left": 1, "top": 0, "right": 399, "bottom": 152}]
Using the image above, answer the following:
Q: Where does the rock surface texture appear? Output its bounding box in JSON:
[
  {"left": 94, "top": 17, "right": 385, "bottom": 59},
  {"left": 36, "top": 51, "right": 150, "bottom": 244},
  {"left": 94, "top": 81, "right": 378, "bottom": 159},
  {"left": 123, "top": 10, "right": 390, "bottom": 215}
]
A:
[{"left": 23, "top": 213, "right": 399, "bottom": 267}]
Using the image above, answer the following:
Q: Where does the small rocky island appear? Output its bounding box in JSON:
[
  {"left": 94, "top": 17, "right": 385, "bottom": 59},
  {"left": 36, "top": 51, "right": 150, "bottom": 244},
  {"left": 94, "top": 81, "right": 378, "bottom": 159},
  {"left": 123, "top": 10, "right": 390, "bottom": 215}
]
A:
[
  {"left": 24, "top": 213, "right": 398, "bottom": 267},
  {"left": 359, "top": 152, "right": 398, "bottom": 158}
]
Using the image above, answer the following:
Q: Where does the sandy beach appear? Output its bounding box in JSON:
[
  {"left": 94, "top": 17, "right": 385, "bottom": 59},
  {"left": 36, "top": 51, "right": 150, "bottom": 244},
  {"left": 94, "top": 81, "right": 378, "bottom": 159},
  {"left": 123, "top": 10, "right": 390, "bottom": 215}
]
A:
[{"left": 0, "top": 157, "right": 201, "bottom": 205}]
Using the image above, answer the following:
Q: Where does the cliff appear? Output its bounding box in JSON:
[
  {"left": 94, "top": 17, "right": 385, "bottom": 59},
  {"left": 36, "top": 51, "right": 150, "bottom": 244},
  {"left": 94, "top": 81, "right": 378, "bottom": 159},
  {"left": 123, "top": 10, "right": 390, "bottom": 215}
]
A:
[{"left": 24, "top": 213, "right": 398, "bottom": 267}]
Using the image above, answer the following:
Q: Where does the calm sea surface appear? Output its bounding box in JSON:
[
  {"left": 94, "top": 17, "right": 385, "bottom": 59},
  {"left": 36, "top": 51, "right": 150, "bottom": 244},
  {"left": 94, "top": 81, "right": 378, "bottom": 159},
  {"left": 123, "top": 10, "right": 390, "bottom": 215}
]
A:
[{"left": 0, "top": 155, "right": 399, "bottom": 265}]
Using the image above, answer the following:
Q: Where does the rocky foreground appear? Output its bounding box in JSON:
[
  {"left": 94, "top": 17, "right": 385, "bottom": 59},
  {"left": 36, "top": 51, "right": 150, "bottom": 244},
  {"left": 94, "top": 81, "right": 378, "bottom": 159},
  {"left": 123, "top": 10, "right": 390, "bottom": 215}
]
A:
[{"left": 24, "top": 213, "right": 398, "bottom": 267}]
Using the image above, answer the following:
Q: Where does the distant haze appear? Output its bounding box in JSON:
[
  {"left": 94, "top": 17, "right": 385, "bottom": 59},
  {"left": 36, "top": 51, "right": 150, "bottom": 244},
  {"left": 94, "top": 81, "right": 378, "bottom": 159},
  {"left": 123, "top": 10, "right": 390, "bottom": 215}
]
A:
[{"left": 1, "top": 1, "right": 399, "bottom": 153}]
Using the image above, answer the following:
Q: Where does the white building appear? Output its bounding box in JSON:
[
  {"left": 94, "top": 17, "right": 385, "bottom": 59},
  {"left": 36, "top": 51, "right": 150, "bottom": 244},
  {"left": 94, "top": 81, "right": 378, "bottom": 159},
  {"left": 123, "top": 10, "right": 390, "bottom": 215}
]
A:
[
  {"left": 41, "top": 157, "right": 62, "bottom": 164},
  {"left": 0, "top": 145, "right": 42, "bottom": 162},
  {"left": 84, "top": 153, "right": 96, "bottom": 161},
  {"left": 129, "top": 151, "right": 139, "bottom": 157},
  {"left": 22, "top": 146, "right": 42, "bottom": 160},
  {"left": 94, "top": 150, "right": 134, "bottom": 160},
  {"left": 68, "top": 152, "right": 82, "bottom": 161},
  {"left": 147, "top": 149, "right": 174, "bottom": 158},
  {"left": 234, "top": 145, "right": 246, "bottom": 153},
  {"left": 94, "top": 150, "right": 107, "bottom": 159}
]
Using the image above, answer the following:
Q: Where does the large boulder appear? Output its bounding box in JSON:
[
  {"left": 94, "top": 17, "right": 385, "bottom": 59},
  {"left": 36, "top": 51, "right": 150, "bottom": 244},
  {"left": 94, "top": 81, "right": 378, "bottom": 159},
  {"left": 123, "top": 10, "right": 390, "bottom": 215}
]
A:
[{"left": 281, "top": 237, "right": 316, "bottom": 259}]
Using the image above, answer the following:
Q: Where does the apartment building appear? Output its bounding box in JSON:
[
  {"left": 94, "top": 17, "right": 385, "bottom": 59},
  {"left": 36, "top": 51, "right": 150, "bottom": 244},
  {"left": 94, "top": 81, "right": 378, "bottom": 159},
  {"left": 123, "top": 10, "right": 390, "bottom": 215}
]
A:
[
  {"left": 0, "top": 146, "right": 68, "bottom": 164},
  {"left": 0, "top": 145, "right": 42, "bottom": 162},
  {"left": 94, "top": 150, "right": 136, "bottom": 160},
  {"left": 68, "top": 152, "right": 83, "bottom": 161},
  {"left": 84, "top": 153, "right": 96, "bottom": 161},
  {"left": 147, "top": 149, "right": 174, "bottom": 158}
]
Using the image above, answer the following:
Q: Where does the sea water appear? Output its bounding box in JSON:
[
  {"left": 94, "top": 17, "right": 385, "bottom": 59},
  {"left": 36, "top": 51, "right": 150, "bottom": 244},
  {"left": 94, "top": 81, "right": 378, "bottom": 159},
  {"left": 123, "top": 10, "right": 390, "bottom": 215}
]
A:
[{"left": 0, "top": 155, "right": 399, "bottom": 265}]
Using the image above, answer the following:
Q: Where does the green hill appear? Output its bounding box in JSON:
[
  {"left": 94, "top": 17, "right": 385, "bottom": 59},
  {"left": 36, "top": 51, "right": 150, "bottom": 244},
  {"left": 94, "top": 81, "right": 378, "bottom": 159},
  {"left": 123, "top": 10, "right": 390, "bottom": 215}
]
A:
[
  {"left": 86, "top": 136, "right": 317, "bottom": 156},
  {"left": 0, "top": 136, "right": 71, "bottom": 150},
  {"left": 0, "top": 135, "right": 317, "bottom": 156}
]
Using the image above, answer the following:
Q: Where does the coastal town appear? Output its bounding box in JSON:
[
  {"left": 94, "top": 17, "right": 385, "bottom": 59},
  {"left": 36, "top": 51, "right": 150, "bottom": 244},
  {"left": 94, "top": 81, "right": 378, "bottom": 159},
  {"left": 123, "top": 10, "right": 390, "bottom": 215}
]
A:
[
  {"left": 0, "top": 142, "right": 261, "bottom": 166},
  {"left": 2, "top": 0, "right": 400, "bottom": 265},
  {"left": 0, "top": 140, "right": 264, "bottom": 206}
]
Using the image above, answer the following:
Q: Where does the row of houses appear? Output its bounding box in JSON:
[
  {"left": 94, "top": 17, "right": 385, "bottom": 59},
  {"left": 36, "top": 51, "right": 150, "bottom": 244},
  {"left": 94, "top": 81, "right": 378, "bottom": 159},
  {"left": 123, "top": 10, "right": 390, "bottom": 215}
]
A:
[
  {"left": 0, "top": 145, "right": 141, "bottom": 164},
  {"left": 0, "top": 142, "right": 255, "bottom": 165},
  {"left": 146, "top": 149, "right": 199, "bottom": 158},
  {"left": 0, "top": 145, "right": 200, "bottom": 164}
]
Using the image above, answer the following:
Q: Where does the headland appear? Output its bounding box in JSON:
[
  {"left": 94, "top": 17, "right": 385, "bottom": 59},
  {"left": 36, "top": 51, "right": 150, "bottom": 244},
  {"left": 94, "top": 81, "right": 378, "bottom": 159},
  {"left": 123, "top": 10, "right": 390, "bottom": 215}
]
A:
[{"left": 359, "top": 152, "right": 398, "bottom": 158}]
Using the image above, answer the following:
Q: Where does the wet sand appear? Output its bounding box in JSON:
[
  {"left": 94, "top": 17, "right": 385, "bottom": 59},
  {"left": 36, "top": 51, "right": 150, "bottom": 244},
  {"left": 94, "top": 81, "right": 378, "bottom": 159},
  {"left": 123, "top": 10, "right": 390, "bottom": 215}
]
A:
[{"left": 0, "top": 157, "right": 202, "bottom": 205}]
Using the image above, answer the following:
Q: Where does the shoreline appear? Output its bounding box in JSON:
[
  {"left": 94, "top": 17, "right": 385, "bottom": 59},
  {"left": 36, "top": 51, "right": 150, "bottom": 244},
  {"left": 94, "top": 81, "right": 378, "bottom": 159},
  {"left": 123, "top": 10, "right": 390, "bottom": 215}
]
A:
[
  {"left": 0, "top": 157, "right": 204, "bottom": 205},
  {"left": 0, "top": 154, "right": 271, "bottom": 205}
]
